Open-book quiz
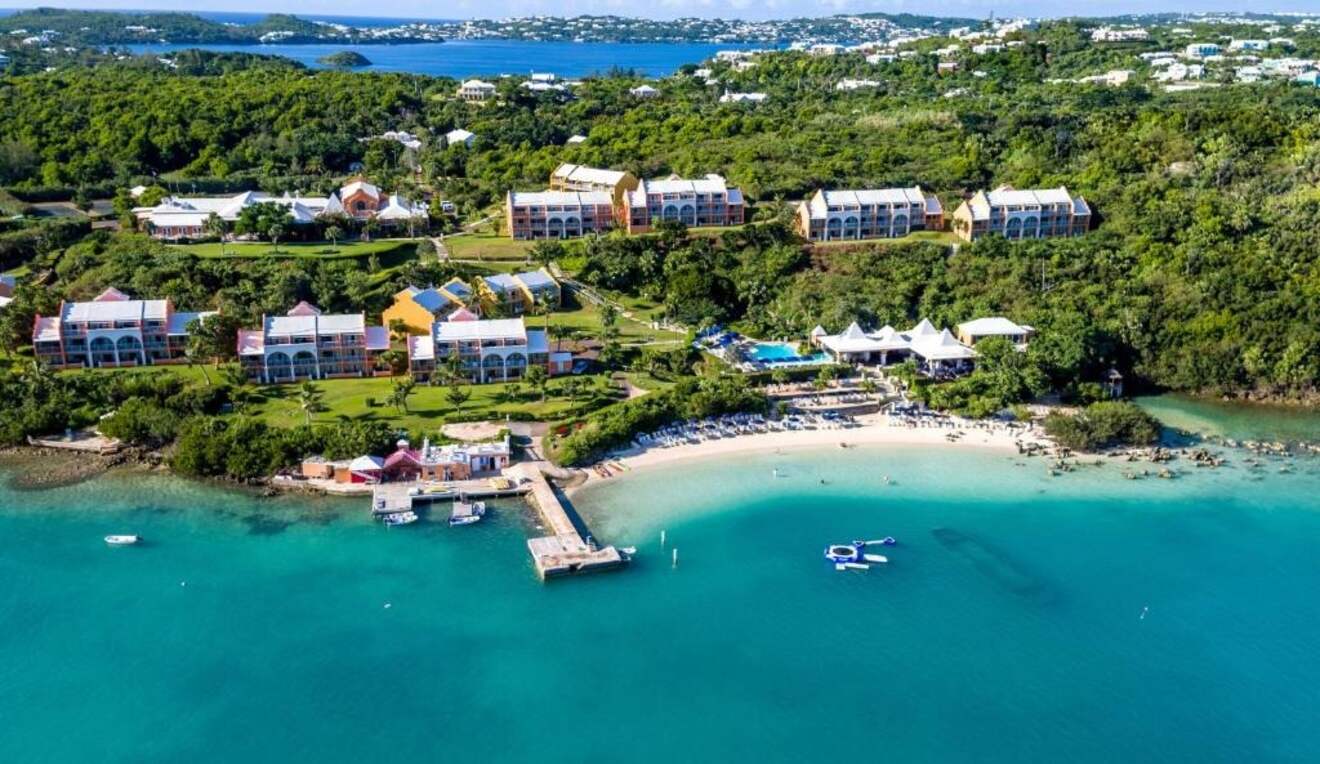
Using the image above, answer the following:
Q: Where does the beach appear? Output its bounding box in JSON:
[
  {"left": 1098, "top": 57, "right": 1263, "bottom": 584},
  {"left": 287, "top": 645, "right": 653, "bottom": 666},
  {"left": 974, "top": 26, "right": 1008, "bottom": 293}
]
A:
[{"left": 570, "top": 412, "right": 1048, "bottom": 493}]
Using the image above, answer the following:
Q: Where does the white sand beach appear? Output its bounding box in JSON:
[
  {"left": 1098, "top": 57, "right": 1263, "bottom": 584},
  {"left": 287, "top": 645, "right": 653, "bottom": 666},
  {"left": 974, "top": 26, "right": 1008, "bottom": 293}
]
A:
[{"left": 569, "top": 413, "right": 1051, "bottom": 493}]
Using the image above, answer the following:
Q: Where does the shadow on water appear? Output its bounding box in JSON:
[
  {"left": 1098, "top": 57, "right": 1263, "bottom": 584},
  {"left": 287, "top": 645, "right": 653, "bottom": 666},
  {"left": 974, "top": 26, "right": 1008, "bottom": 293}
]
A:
[
  {"left": 931, "top": 527, "right": 1059, "bottom": 606},
  {"left": 241, "top": 514, "right": 295, "bottom": 536}
]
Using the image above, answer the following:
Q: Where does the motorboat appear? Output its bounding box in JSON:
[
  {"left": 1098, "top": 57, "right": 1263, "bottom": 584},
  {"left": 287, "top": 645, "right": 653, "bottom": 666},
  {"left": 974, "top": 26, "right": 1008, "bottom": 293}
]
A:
[
  {"left": 382, "top": 511, "right": 419, "bottom": 527},
  {"left": 104, "top": 535, "right": 140, "bottom": 546},
  {"left": 449, "top": 500, "right": 486, "bottom": 527}
]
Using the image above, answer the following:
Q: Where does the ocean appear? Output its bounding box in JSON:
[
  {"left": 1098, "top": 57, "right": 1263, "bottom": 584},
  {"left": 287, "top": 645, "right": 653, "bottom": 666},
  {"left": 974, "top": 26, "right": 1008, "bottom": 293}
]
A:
[
  {"left": 1, "top": 398, "right": 1319, "bottom": 762},
  {"left": 123, "top": 39, "right": 758, "bottom": 78}
]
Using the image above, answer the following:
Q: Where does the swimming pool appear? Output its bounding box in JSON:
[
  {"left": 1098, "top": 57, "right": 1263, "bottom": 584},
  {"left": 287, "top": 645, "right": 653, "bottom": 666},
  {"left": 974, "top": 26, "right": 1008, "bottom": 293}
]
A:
[{"left": 746, "top": 342, "right": 829, "bottom": 365}]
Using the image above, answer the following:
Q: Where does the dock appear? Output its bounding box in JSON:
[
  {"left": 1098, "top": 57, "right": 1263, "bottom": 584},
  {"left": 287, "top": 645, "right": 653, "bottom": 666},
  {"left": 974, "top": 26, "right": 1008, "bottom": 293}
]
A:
[
  {"left": 370, "top": 478, "right": 529, "bottom": 515},
  {"left": 507, "top": 463, "right": 626, "bottom": 580},
  {"left": 368, "top": 465, "right": 626, "bottom": 580}
]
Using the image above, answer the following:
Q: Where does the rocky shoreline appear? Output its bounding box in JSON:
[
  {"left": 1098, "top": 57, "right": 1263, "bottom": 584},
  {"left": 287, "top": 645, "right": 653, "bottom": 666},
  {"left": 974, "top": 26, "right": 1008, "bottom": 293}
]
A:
[{"left": 0, "top": 446, "right": 163, "bottom": 491}]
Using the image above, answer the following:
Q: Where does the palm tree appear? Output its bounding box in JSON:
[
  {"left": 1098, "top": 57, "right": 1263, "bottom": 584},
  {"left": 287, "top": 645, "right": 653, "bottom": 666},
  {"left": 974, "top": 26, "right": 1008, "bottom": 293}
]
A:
[
  {"left": 362, "top": 217, "right": 380, "bottom": 242},
  {"left": 524, "top": 364, "right": 549, "bottom": 402},
  {"left": 297, "top": 381, "right": 325, "bottom": 426},
  {"left": 205, "top": 213, "right": 229, "bottom": 255},
  {"left": 184, "top": 334, "right": 211, "bottom": 386},
  {"left": 390, "top": 376, "right": 416, "bottom": 413},
  {"left": 324, "top": 224, "right": 344, "bottom": 253},
  {"left": 268, "top": 223, "right": 286, "bottom": 254}
]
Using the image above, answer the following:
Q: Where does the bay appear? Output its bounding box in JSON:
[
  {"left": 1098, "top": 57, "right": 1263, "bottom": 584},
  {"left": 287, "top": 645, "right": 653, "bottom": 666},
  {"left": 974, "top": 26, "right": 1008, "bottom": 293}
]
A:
[
  {"left": 1, "top": 431, "right": 1318, "bottom": 762},
  {"left": 125, "top": 39, "right": 762, "bottom": 78}
]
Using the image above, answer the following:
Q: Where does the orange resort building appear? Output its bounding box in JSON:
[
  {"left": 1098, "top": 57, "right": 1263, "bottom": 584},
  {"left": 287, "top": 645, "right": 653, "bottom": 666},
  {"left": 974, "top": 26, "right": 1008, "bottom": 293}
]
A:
[
  {"left": 238, "top": 302, "right": 390, "bottom": 384},
  {"left": 622, "top": 174, "right": 745, "bottom": 233},
  {"left": 134, "top": 179, "right": 428, "bottom": 240},
  {"left": 794, "top": 187, "right": 944, "bottom": 242},
  {"left": 811, "top": 318, "right": 982, "bottom": 377},
  {"left": 952, "top": 186, "right": 1091, "bottom": 242},
  {"left": 548, "top": 164, "right": 639, "bottom": 207},
  {"left": 406, "top": 316, "right": 572, "bottom": 383},
  {"left": 505, "top": 190, "right": 615, "bottom": 240},
  {"left": 32, "top": 288, "right": 215, "bottom": 369}
]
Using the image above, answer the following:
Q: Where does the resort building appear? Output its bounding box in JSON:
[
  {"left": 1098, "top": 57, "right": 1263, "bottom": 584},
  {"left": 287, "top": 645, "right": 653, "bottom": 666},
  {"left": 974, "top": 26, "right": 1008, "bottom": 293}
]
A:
[
  {"left": 622, "top": 174, "right": 746, "bottom": 233},
  {"left": 505, "top": 190, "right": 616, "bottom": 240},
  {"left": 630, "top": 85, "right": 659, "bottom": 98},
  {"left": 378, "top": 438, "right": 512, "bottom": 482},
  {"left": 951, "top": 186, "right": 1091, "bottom": 242},
  {"left": 794, "top": 187, "right": 944, "bottom": 242},
  {"left": 0, "top": 274, "right": 15, "bottom": 310},
  {"left": 478, "top": 269, "right": 562, "bottom": 315},
  {"left": 955, "top": 317, "right": 1034, "bottom": 348},
  {"left": 406, "top": 317, "right": 571, "bottom": 383},
  {"left": 548, "top": 164, "right": 639, "bottom": 207},
  {"left": 31, "top": 288, "right": 215, "bottom": 370},
  {"left": 444, "top": 128, "right": 476, "bottom": 148},
  {"left": 457, "top": 79, "right": 496, "bottom": 102},
  {"left": 812, "top": 318, "right": 977, "bottom": 377},
  {"left": 237, "top": 302, "right": 390, "bottom": 384},
  {"left": 383, "top": 285, "right": 464, "bottom": 335},
  {"left": 134, "top": 179, "right": 427, "bottom": 240},
  {"left": 719, "top": 91, "right": 768, "bottom": 103}
]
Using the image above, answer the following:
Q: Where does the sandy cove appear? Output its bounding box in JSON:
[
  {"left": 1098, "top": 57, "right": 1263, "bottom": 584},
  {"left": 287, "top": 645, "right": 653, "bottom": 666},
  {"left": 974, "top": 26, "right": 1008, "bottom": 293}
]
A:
[{"left": 565, "top": 413, "right": 1051, "bottom": 496}]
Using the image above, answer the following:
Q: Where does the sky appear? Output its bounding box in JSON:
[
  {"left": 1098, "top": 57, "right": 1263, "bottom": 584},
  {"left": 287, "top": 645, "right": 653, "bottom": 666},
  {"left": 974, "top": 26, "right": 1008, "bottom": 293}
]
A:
[{"left": 2, "top": 1, "right": 1318, "bottom": 21}]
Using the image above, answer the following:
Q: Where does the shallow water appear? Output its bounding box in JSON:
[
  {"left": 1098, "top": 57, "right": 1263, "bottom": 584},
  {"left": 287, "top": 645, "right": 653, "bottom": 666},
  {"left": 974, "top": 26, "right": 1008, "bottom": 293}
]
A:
[{"left": 2, "top": 440, "right": 1318, "bottom": 762}]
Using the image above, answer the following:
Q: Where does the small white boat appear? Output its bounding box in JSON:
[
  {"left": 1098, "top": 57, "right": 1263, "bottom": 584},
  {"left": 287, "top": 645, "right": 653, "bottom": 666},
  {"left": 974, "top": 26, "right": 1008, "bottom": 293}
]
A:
[
  {"left": 104, "top": 535, "right": 140, "bottom": 546},
  {"left": 382, "top": 511, "right": 419, "bottom": 527},
  {"left": 449, "top": 500, "right": 486, "bottom": 527}
]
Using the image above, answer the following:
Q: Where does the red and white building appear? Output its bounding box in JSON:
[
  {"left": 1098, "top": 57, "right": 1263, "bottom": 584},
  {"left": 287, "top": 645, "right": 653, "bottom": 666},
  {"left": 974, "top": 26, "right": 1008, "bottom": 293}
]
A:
[
  {"left": 505, "top": 190, "right": 616, "bottom": 240},
  {"left": 31, "top": 287, "right": 215, "bottom": 369},
  {"left": 795, "top": 187, "right": 944, "bottom": 242},
  {"left": 238, "top": 302, "right": 391, "bottom": 384}
]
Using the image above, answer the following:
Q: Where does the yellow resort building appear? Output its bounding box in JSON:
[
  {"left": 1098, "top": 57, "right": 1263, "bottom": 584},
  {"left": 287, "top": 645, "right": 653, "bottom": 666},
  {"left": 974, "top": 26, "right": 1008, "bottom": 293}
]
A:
[{"left": 382, "top": 279, "right": 476, "bottom": 335}]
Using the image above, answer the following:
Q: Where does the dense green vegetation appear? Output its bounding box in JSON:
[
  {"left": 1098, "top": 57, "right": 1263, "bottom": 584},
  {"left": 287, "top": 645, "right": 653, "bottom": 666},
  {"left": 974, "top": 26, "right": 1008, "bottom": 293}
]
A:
[
  {"left": 1043, "top": 401, "right": 1163, "bottom": 452},
  {"left": 1, "top": 14, "right": 1318, "bottom": 448},
  {"left": 548, "top": 374, "right": 766, "bottom": 466},
  {"left": 318, "top": 52, "right": 372, "bottom": 69}
]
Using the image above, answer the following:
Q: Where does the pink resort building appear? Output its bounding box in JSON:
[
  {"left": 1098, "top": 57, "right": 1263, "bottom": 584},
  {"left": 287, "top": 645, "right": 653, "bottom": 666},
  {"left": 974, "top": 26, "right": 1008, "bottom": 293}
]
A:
[
  {"left": 622, "top": 174, "right": 745, "bottom": 233},
  {"left": 794, "top": 187, "right": 945, "bottom": 242},
  {"left": 406, "top": 313, "right": 572, "bottom": 383},
  {"left": 952, "top": 186, "right": 1091, "bottom": 242},
  {"left": 31, "top": 287, "right": 215, "bottom": 369},
  {"left": 238, "top": 301, "right": 390, "bottom": 384}
]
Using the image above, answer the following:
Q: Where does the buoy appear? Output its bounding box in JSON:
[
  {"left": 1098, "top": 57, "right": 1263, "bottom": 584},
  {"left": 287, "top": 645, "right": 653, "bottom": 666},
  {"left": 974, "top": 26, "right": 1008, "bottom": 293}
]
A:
[
  {"left": 384, "top": 602, "right": 392, "bottom": 609},
  {"left": 672, "top": 548, "right": 678, "bottom": 568},
  {"left": 179, "top": 581, "right": 186, "bottom": 587},
  {"left": 660, "top": 529, "right": 666, "bottom": 548}
]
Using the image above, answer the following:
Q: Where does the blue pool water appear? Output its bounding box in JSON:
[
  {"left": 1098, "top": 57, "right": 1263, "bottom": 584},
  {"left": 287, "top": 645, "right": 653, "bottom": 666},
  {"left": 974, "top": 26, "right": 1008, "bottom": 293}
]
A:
[{"left": 747, "top": 341, "right": 828, "bottom": 365}]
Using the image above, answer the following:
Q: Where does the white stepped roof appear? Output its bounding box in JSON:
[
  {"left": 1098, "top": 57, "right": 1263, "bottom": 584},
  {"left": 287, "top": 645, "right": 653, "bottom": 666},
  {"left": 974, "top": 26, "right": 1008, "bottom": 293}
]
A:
[
  {"left": 434, "top": 317, "right": 528, "bottom": 342},
  {"left": 909, "top": 328, "right": 977, "bottom": 361},
  {"left": 956, "top": 317, "right": 1033, "bottom": 337},
  {"left": 808, "top": 187, "right": 928, "bottom": 217},
  {"left": 264, "top": 312, "right": 365, "bottom": 337},
  {"left": 63, "top": 298, "right": 167, "bottom": 323},
  {"left": 551, "top": 163, "right": 629, "bottom": 187},
  {"left": 508, "top": 190, "right": 612, "bottom": 207},
  {"left": 638, "top": 173, "right": 730, "bottom": 195}
]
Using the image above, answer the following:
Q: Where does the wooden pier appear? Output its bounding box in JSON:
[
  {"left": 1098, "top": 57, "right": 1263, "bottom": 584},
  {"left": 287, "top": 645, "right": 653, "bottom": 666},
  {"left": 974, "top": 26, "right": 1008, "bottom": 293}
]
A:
[{"left": 368, "top": 466, "right": 626, "bottom": 581}]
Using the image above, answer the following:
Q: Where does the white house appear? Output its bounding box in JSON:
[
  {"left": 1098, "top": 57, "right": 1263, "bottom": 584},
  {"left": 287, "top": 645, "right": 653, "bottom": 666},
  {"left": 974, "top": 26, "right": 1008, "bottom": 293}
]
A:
[
  {"left": 445, "top": 128, "right": 476, "bottom": 148},
  {"left": 629, "top": 85, "right": 659, "bottom": 98}
]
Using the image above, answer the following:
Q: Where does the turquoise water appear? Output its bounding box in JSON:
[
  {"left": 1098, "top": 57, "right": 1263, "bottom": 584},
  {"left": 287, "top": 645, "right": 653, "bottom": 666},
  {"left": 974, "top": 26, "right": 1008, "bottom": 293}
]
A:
[
  {"left": 126, "top": 40, "right": 762, "bottom": 78},
  {"left": 2, "top": 441, "right": 1319, "bottom": 762},
  {"left": 747, "top": 341, "right": 829, "bottom": 365},
  {"left": 1136, "top": 393, "right": 1320, "bottom": 444}
]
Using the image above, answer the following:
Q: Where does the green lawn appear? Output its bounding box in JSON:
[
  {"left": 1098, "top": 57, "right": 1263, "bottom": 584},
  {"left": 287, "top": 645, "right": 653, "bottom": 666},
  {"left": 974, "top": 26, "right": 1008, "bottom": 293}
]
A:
[
  {"left": 809, "top": 230, "right": 961, "bottom": 248},
  {"left": 443, "top": 232, "right": 534, "bottom": 262},
  {"left": 168, "top": 239, "right": 421, "bottom": 261},
  {"left": 77, "top": 365, "right": 654, "bottom": 434}
]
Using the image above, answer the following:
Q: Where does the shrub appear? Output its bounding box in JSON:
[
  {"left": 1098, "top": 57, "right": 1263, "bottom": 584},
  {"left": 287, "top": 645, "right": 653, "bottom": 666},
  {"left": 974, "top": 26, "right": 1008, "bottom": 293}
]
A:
[{"left": 1043, "top": 401, "right": 1162, "bottom": 452}]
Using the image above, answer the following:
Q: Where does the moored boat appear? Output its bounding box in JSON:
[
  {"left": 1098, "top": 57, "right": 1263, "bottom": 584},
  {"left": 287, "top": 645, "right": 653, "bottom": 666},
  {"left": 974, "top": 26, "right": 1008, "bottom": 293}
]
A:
[
  {"left": 104, "top": 535, "right": 140, "bottom": 546},
  {"left": 449, "top": 500, "right": 486, "bottom": 527},
  {"left": 382, "top": 511, "right": 419, "bottom": 527}
]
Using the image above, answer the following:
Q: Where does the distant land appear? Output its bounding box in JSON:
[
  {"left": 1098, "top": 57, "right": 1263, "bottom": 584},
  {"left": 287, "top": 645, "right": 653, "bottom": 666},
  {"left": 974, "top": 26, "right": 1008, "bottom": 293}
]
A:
[{"left": 3, "top": 9, "right": 1320, "bottom": 48}]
